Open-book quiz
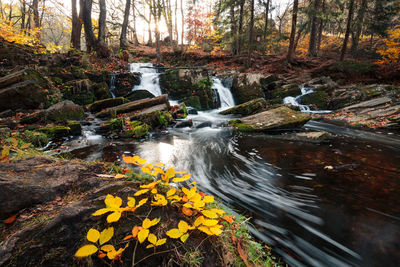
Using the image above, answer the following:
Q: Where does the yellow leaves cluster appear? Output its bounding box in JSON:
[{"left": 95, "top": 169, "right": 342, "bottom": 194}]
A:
[
  {"left": 166, "top": 220, "right": 194, "bottom": 242},
  {"left": 0, "top": 19, "right": 40, "bottom": 47},
  {"left": 377, "top": 25, "right": 400, "bottom": 67}
]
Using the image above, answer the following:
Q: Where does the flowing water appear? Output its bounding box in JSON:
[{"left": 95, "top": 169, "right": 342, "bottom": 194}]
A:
[
  {"left": 61, "top": 65, "right": 400, "bottom": 266},
  {"left": 284, "top": 86, "right": 331, "bottom": 114},
  {"left": 130, "top": 62, "right": 162, "bottom": 96}
]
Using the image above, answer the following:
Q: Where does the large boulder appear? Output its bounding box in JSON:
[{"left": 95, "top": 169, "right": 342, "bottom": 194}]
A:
[
  {"left": 299, "top": 91, "right": 329, "bottom": 110},
  {"left": 88, "top": 97, "right": 128, "bottom": 113},
  {"left": 113, "top": 72, "right": 140, "bottom": 97},
  {"left": 0, "top": 68, "right": 53, "bottom": 112},
  {"left": 160, "top": 69, "right": 215, "bottom": 110},
  {"left": 62, "top": 79, "right": 95, "bottom": 106},
  {"left": 125, "top": 89, "right": 155, "bottom": 102},
  {"left": 231, "top": 73, "right": 265, "bottom": 104},
  {"left": 268, "top": 83, "right": 301, "bottom": 101},
  {"left": 220, "top": 98, "right": 267, "bottom": 116},
  {"left": 230, "top": 106, "right": 311, "bottom": 132}
]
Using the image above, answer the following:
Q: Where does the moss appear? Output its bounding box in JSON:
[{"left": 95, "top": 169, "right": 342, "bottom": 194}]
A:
[
  {"left": 124, "top": 123, "right": 151, "bottom": 139},
  {"left": 329, "top": 61, "right": 374, "bottom": 74},
  {"left": 229, "top": 120, "right": 255, "bottom": 132},
  {"left": 183, "top": 96, "right": 202, "bottom": 110},
  {"left": 220, "top": 98, "right": 266, "bottom": 116},
  {"left": 299, "top": 91, "right": 329, "bottom": 109},
  {"left": 270, "top": 84, "right": 301, "bottom": 99},
  {"left": 17, "top": 130, "right": 49, "bottom": 147},
  {"left": 37, "top": 125, "right": 71, "bottom": 138},
  {"left": 87, "top": 97, "right": 128, "bottom": 113}
]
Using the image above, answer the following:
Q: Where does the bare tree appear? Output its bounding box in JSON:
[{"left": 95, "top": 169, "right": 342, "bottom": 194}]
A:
[
  {"left": 247, "top": 0, "right": 255, "bottom": 67},
  {"left": 287, "top": 0, "right": 298, "bottom": 63},
  {"left": 120, "top": 0, "right": 131, "bottom": 49},
  {"left": 308, "top": 0, "right": 321, "bottom": 57},
  {"left": 70, "top": 0, "right": 82, "bottom": 49},
  {"left": 98, "top": 0, "right": 107, "bottom": 46},
  {"left": 340, "top": 0, "right": 355, "bottom": 61}
]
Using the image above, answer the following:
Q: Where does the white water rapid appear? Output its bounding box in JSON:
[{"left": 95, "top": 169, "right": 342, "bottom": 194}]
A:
[
  {"left": 212, "top": 77, "right": 235, "bottom": 109},
  {"left": 130, "top": 63, "right": 162, "bottom": 96},
  {"left": 283, "top": 85, "right": 331, "bottom": 114}
]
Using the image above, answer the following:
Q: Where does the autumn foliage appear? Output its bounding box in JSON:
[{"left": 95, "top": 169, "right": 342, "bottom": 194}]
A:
[
  {"left": 0, "top": 19, "right": 40, "bottom": 47},
  {"left": 377, "top": 25, "right": 400, "bottom": 68}
]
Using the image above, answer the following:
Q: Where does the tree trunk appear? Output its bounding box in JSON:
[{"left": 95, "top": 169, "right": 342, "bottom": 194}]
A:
[
  {"left": 180, "top": 0, "right": 184, "bottom": 51},
  {"left": 81, "top": 0, "right": 96, "bottom": 51},
  {"left": 238, "top": 0, "right": 244, "bottom": 54},
  {"left": 287, "top": 0, "right": 299, "bottom": 63},
  {"left": 120, "top": 0, "right": 131, "bottom": 50},
  {"left": 340, "top": 0, "right": 355, "bottom": 61},
  {"left": 132, "top": 0, "right": 139, "bottom": 45},
  {"left": 154, "top": 0, "right": 162, "bottom": 62},
  {"left": 317, "top": 0, "right": 325, "bottom": 52},
  {"left": 32, "top": 0, "right": 39, "bottom": 29},
  {"left": 98, "top": 0, "right": 107, "bottom": 46},
  {"left": 70, "top": 0, "right": 82, "bottom": 49},
  {"left": 308, "top": 0, "right": 321, "bottom": 57},
  {"left": 21, "top": 0, "right": 26, "bottom": 29},
  {"left": 350, "top": 0, "right": 367, "bottom": 54},
  {"left": 174, "top": 0, "right": 178, "bottom": 47},
  {"left": 230, "top": 2, "right": 237, "bottom": 55},
  {"left": 247, "top": 0, "right": 255, "bottom": 67},
  {"left": 263, "top": 0, "right": 270, "bottom": 40},
  {"left": 148, "top": 6, "right": 153, "bottom": 46}
]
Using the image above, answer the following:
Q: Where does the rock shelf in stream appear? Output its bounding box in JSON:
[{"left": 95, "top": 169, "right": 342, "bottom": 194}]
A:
[{"left": 230, "top": 106, "right": 311, "bottom": 132}]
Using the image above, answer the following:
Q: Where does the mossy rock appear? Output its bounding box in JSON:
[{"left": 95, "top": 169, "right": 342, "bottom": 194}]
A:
[
  {"left": 124, "top": 121, "right": 151, "bottom": 139},
  {"left": 329, "top": 61, "right": 374, "bottom": 74},
  {"left": 62, "top": 79, "right": 95, "bottom": 106},
  {"left": 133, "top": 110, "right": 173, "bottom": 129},
  {"left": 220, "top": 98, "right": 266, "bottom": 116},
  {"left": 98, "top": 118, "right": 124, "bottom": 133},
  {"left": 229, "top": 120, "right": 256, "bottom": 132},
  {"left": 125, "top": 90, "right": 155, "bottom": 102},
  {"left": 231, "top": 73, "right": 265, "bottom": 104},
  {"left": 172, "top": 103, "right": 188, "bottom": 119},
  {"left": 269, "top": 84, "right": 301, "bottom": 99},
  {"left": 37, "top": 125, "right": 72, "bottom": 138},
  {"left": 183, "top": 96, "right": 202, "bottom": 110},
  {"left": 45, "top": 100, "right": 85, "bottom": 123},
  {"left": 66, "top": 121, "right": 81, "bottom": 135},
  {"left": 299, "top": 91, "right": 329, "bottom": 109},
  {"left": 88, "top": 97, "right": 128, "bottom": 113},
  {"left": 91, "top": 82, "right": 110, "bottom": 100},
  {"left": 17, "top": 130, "right": 49, "bottom": 147}
]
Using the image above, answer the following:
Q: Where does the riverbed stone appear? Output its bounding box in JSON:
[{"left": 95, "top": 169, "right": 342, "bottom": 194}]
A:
[
  {"left": 62, "top": 79, "right": 95, "bottom": 106},
  {"left": 231, "top": 73, "right": 265, "bottom": 104},
  {"left": 87, "top": 97, "right": 128, "bottom": 113},
  {"left": 220, "top": 98, "right": 267, "bottom": 116},
  {"left": 299, "top": 91, "right": 329, "bottom": 110},
  {"left": 45, "top": 100, "right": 85, "bottom": 123},
  {"left": 125, "top": 89, "right": 155, "bottom": 102},
  {"left": 230, "top": 106, "right": 311, "bottom": 132}
]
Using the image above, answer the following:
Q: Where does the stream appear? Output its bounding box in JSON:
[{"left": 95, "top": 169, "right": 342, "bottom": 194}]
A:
[{"left": 60, "top": 64, "right": 400, "bottom": 267}]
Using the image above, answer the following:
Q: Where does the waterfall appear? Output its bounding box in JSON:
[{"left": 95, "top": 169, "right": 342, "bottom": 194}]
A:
[
  {"left": 212, "top": 77, "right": 235, "bottom": 109},
  {"left": 283, "top": 85, "right": 331, "bottom": 114},
  {"left": 109, "top": 73, "right": 117, "bottom": 98},
  {"left": 130, "top": 63, "right": 162, "bottom": 96}
]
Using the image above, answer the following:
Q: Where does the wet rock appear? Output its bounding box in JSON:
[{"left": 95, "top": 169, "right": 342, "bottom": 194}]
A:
[
  {"left": 122, "top": 121, "right": 151, "bottom": 138},
  {"left": 63, "top": 79, "right": 95, "bottom": 106},
  {"left": 187, "top": 107, "right": 198, "bottom": 115},
  {"left": 91, "top": 82, "right": 110, "bottom": 100},
  {"left": 267, "top": 83, "right": 301, "bottom": 102},
  {"left": 299, "top": 91, "right": 329, "bottom": 109},
  {"left": 230, "top": 106, "right": 311, "bottom": 132},
  {"left": 304, "top": 76, "right": 338, "bottom": 91},
  {"left": 37, "top": 125, "right": 72, "bottom": 138},
  {"left": 220, "top": 98, "right": 267, "bottom": 116},
  {"left": 45, "top": 100, "right": 85, "bottom": 123},
  {"left": 280, "top": 131, "right": 333, "bottom": 143},
  {"left": 183, "top": 96, "right": 202, "bottom": 110},
  {"left": 98, "top": 118, "right": 124, "bottom": 134},
  {"left": 175, "top": 120, "right": 193, "bottom": 128},
  {"left": 231, "top": 73, "right": 265, "bottom": 104},
  {"left": 131, "top": 109, "right": 173, "bottom": 129},
  {"left": 196, "top": 121, "right": 212, "bottom": 129},
  {"left": 87, "top": 97, "right": 128, "bottom": 113},
  {"left": 342, "top": 96, "right": 392, "bottom": 111},
  {"left": 66, "top": 120, "right": 82, "bottom": 135},
  {"left": 125, "top": 89, "right": 155, "bottom": 102},
  {"left": 113, "top": 72, "right": 140, "bottom": 97}
]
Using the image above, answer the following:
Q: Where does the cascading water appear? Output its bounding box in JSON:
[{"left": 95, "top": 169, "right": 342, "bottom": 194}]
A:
[
  {"left": 212, "top": 77, "right": 235, "bottom": 109},
  {"left": 284, "top": 85, "right": 331, "bottom": 114},
  {"left": 109, "top": 73, "right": 117, "bottom": 98},
  {"left": 130, "top": 63, "right": 162, "bottom": 96}
]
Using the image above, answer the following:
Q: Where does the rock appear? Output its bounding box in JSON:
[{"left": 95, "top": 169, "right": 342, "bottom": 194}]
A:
[
  {"left": 66, "top": 120, "right": 81, "bottom": 135},
  {"left": 123, "top": 121, "right": 151, "bottom": 138},
  {"left": 175, "top": 120, "right": 193, "bottom": 128},
  {"left": 125, "top": 90, "right": 155, "bottom": 102},
  {"left": 230, "top": 106, "right": 311, "bottom": 132},
  {"left": 280, "top": 131, "right": 333, "bottom": 142},
  {"left": 91, "top": 82, "right": 110, "bottom": 100},
  {"left": 299, "top": 91, "right": 329, "bottom": 109},
  {"left": 304, "top": 76, "right": 338, "bottom": 91},
  {"left": 160, "top": 69, "right": 215, "bottom": 110},
  {"left": 0, "top": 81, "right": 49, "bottom": 112},
  {"left": 268, "top": 83, "right": 301, "bottom": 101},
  {"left": 130, "top": 108, "right": 173, "bottom": 129},
  {"left": 96, "top": 94, "right": 169, "bottom": 118},
  {"left": 45, "top": 100, "right": 85, "bottom": 123},
  {"left": 342, "top": 96, "right": 392, "bottom": 111},
  {"left": 98, "top": 118, "right": 124, "bottom": 134},
  {"left": 183, "top": 96, "right": 202, "bottom": 110},
  {"left": 113, "top": 72, "right": 140, "bottom": 97},
  {"left": 220, "top": 98, "right": 267, "bottom": 116},
  {"left": 63, "top": 79, "right": 95, "bottom": 106},
  {"left": 231, "top": 73, "right": 265, "bottom": 104},
  {"left": 196, "top": 121, "right": 212, "bottom": 129},
  {"left": 0, "top": 109, "right": 14, "bottom": 118},
  {"left": 87, "top": 97, "right": 128, "bottom": 113},
  {"left": 0, "top": 68, "right": 50, "bottom": 89},
  {"left": 187, "top": 107, "right": 198, "bottom": 115},
  {"left": 37, "top": 125, "right": 73, "bottom": 138}
]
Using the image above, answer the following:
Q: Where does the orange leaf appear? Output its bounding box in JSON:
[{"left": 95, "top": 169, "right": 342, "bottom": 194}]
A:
[
  {"left": 182, "top": 207, "right": 193, "bottom": 216},
  {"left": 4, "top": 213, "right": 18, "bottom": 224},
  {"left": 123, "top": 235, "right": 133, "bottom": 241},
  {"left": 223, "top": 215, "right": 234, "bottom": 224},
  {"left": 98, "top": 252, "right": 107, "bottom": 258}
]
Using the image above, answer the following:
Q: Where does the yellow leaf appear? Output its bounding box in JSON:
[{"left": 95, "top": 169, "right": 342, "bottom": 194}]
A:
[
  {"left": 202, "top": 195, "right": 214, "bottom": 203},
  {"left": 209, "top": 225, "right": 223, "bottom": 235},
  {"left": 148, "top": 233, "right": 157, "bottom": 245},
  {"left": 142, "top": 218, "right": 152, "bottom": 229},
  {"left": 172, "top": 174, "right": 190, "bottom": 183},
  {"left": 134, "top": 189, "right": 149, "bottom": 196},
  {"left": 190, "top": 181, "right": 198, "bottom": 185},
  {"left": 203, "top": 219, "right": 218, "bottom": 226},
  {"left": 180, "top": 233, "right": 189, "bottom": 243},
  {"left": 75, "top": 244, "right": 98, "bottom": 257},
  {"left": 202, "top": 210, "right": 218, "bottom": 219},
  {"left": 106, "top": 211, "right": 121, "bottom": 223},
  {"left": 99, "top": 227, "right": 114, "bottom": 245},
  {"left": 178, "top": 220, "right": 189, "bottom": 233},
  {"left": 20, "top": 143, "right": 31, "bottom": 149},
  {"left": 100, "top": 244, "right": 115, "bottom": 252},
  {"left": 150, "top": 217, "right": 161, "bottom": 227},
  {"left": 104, "top": 195, "right": 122, "bottom": 209},
  {"left": 166, "top": 188, "right": 176, "bottom": 197},
  {"left": 87, "top": 229, "right": 100, "bottom": 243},
  {"left": 137, "top": 198, "right": 148, "bottom": 208},
  {"left": 198, "top": 226, "right": 213, "bottom": 235},
  {"left": 127, "top": 197, "right": 136, "bottom": 207},
  {"left": 156, "top": 238, "right": 166, "bottom": 246},
  {"left": 166, "top": 228, "right": 182, "bottom": 238},
  {"left": 146, "top": 244, "right": 155, "bottom": 249},
  {"left": 194, "top": 216, "right": 204, "bottom": 227},
  {"left": 151, "top": 188, "right": 157, "bottom": 194},
  {"left": 92, "top": 208, "right": 110, "bottom": 216},
  {"left": 138, "top": 229, "right": 149, "bottom": 243},
  {"left": 140, "top": 181, "right": 160, "bottom": 189},
  {"left": 210, "top": 209, "right": 225, "bottom": 215},
  {"left": 165, "top": 167, "right": 175, "bottom": 180}
]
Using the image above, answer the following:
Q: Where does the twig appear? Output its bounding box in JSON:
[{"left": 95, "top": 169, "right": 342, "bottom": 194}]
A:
[
  {"left": 133, "top": 244, "right": 185, "bottom": 266},
  {"left": 131, "top": 240, "right": 138, "bottom": 267}
]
